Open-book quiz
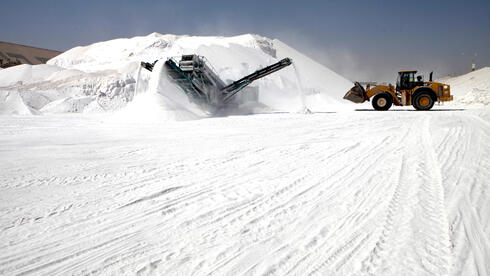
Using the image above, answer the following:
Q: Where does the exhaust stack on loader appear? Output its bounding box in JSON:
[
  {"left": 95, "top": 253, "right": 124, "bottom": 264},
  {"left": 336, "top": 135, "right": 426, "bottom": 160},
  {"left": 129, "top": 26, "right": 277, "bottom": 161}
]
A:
[{"left": 344, "top": 71, "right": 453, "bottom": 111}]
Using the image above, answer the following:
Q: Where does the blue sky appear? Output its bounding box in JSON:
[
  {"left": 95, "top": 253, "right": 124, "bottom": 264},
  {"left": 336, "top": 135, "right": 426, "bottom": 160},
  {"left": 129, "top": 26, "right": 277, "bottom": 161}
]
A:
[{"left": 1, "top": 0, "right": 489, "bottom": 81}]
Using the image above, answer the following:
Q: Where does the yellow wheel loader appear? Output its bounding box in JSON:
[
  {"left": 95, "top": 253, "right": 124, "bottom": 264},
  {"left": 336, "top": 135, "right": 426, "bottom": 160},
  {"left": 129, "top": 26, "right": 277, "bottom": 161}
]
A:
[{"left": 344, "top": 71, "right": 453, "bottom": 110}]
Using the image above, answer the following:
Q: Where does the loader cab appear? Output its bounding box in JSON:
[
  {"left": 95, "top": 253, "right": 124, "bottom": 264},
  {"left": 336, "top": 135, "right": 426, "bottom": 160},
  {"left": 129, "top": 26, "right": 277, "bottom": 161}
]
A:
[{"left": 396, "top": 70, "right": 417, "bottom": 91}]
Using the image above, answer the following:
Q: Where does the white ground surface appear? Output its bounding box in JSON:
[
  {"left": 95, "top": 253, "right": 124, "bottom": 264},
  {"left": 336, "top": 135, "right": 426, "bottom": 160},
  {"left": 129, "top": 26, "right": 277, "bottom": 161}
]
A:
[
  {"left": 0, "top": 33, "right": 489, "bottom": 275},
  {"left": 1, "top": 106, "right": 489, "bottom": 275}
]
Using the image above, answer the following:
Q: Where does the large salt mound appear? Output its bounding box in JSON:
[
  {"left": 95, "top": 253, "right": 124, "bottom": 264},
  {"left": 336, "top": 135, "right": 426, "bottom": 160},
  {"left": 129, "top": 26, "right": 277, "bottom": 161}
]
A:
[
  {"left": 440, "top": 67, "right": 490, "bottom": 106},
  {"left": 0, "top": 33, "right": 354, "bottom": 116},
  {"left": 48, "top": 33, "right": 353, "bottom": 111}
]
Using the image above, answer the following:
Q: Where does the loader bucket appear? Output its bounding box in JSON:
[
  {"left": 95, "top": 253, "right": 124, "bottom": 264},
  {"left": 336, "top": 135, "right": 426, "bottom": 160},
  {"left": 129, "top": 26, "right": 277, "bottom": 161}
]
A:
[{"left": 344, "top": 82, "right": 367, "bottom": 103}]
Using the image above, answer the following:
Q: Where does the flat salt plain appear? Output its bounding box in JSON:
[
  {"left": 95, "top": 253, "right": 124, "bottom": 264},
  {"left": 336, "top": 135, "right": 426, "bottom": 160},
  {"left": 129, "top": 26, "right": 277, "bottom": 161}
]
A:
[{"left": 1, "top": 106, "right": 489, "bottom": 275}]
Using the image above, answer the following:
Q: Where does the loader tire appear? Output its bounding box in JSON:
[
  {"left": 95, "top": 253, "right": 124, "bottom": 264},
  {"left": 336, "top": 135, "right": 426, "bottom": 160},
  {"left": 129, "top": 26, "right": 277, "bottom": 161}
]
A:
[
  {"left": 372, "top": 93, "right": 393, "bottom": 111},
  {"left": 413, "top": 92, "right": 434, "bottom": 110}
]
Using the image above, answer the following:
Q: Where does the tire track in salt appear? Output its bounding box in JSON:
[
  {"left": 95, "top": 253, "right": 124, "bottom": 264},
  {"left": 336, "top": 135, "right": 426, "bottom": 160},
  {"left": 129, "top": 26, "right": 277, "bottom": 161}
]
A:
[
  {"left": 358, "top": 115, "right": 453, "bottom": 275},
  {"left": 206, "top": 128, "right": 401, "bottom": 275},
  {"left": 437, "top": 113, "right": 490, "bottom": 275},
  {"left": 294, "top": 120, "right": 415, "bottom": 276},
  {"left": 167, "top": 132, "right": 392, "bottom": 276}
]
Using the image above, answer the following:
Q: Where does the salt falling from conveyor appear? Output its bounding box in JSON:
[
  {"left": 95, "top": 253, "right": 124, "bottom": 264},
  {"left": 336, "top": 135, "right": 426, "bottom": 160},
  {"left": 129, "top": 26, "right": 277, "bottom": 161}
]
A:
[
  {"left": 293, "top": 63, "right": 312, "bottom": 114},
  {"left": 134, "top": 65, "right": 142, "bottom": 96}
]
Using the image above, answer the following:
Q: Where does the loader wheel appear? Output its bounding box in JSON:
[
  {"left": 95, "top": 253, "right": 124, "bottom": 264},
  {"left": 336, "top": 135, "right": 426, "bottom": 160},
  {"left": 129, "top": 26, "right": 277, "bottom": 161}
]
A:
[
  {"left": 413, "top": 92, "right": 434, "bottom": 110},
  {"left": 372, "top": 93, "right": 393, "bottom": 111}
]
